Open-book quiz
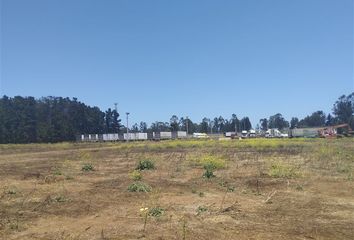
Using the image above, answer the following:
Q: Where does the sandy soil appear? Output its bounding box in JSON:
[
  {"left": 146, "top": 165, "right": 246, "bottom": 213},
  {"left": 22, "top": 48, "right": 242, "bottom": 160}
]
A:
[{"left": 0, "top": 139, "right": 353, "bottom": 240}]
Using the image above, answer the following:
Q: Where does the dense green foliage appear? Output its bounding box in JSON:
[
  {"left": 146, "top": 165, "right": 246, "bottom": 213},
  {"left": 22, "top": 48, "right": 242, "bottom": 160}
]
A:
[{"left": 0, "top": 96, "right": 120, "bottom": 143}]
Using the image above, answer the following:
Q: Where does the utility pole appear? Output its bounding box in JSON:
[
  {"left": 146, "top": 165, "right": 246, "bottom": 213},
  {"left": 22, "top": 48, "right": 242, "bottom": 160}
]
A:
[
  {"left": 126, "top": 112, "right": 130, "bottom": 141},
  {"left": 186, "top": 116, "right": 189, "bottom": 136},
  {"left": 114, "top": 103, "right": 118, "bottom": 134},
  {"left": 210, "top": 120, "right": 213, "bottom": 135}
]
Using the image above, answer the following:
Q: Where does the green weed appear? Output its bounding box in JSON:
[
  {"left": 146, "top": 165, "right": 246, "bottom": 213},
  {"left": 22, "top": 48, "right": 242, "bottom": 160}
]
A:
[
  {"left": 127, "top": 182, "right": 152, "bottom": 192},
  {"left": 196, "top": 206, "right": 208, "bottom": 215},
  {"left": 148, "top": 207, "right": 164, "bottom": 217},
  {"left": 136, "top": 160, "right": 155, "bottom": 171},
  {"left": 82, "top": 163, "right": 94, "bottom": 172}
]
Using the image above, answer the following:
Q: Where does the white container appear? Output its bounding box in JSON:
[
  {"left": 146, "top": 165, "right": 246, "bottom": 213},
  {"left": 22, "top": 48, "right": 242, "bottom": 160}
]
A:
[
  {"left": 136, "top": 133, "right": 148, "bottom": 140},
  {"left": 160, "top": 132, "right": 172, "bottom": 139},
  {"left": 193, "top": 133, "right": 208, "bottom": 138},
  {"left": 177, "top": 131, "right": 187, "bottom": 138},
  {"left": 124, "top": 133, "right": 138, "bottom": 140}
]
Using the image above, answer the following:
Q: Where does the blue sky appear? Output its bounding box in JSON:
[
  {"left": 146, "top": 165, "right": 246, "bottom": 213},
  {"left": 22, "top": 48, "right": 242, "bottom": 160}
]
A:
[{"left": 1, "top": 0, "right": 353, "bottom": 126}]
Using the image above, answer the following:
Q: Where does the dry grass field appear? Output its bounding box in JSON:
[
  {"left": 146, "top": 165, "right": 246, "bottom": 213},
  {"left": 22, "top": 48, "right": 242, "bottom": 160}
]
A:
[{"left": 0, "top": 138, "right": 353, "bottom": 240}]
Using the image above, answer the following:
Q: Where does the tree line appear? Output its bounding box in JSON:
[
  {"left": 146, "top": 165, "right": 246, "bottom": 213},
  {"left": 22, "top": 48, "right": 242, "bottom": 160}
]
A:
[
  {"left": 0, "top": 93, "right": 353, "bottom": 143},
  {"left": 0, "top": 96, "right": 120, "bottom": 143}
]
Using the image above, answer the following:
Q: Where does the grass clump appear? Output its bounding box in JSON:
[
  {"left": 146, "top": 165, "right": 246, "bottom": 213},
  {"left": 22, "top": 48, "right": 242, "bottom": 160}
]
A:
[
  {"left": 148, "top": 207, "right": 164, "bottom": 217},
  {"left": 130, "top": 170, "right": 142, "bottom": 181},
  {"left": 196, "top": 206, "right": 208, "bottom": 215},
  {"left": 269, "top": 161, "right": 299, "bottom": 178},
  {"left": 203, "top": 167, "right": 215, "bottom": 179},
  {"left": 54, "top": 195, "right": 67, "bottom": 203},
  {"left": 136, "top": 160, "right": 155, "bottom": 171},
  {"left": 336, "top": 162, "right": 351, "bottom": 174},
  {"left": 52, "top": 167, "right": 62, "bottom": 175},
  {"left": 7, "top": 189, "right": 17, "bottom": 195},
  {"left": 127, "top": 182, "right": 152, "bottom": 192},
  {"left": 82, "top": 163, "right": 94, "bottom": 171}
]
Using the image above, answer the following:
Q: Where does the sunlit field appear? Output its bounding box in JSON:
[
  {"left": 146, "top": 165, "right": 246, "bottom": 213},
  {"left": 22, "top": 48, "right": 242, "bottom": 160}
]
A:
[{"left": 1, "top": 138, "right": 353, "bottom": 239}]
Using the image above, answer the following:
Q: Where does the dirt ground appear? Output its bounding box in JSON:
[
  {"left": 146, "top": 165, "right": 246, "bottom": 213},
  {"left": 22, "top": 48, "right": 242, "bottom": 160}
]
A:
[{"left": 0, "top": 139, "right": 353, "bottom": 240}]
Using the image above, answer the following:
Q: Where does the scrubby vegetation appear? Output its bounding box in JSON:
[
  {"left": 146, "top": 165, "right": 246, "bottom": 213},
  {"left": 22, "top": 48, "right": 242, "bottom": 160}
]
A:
[
  {"left": 1, "top": 138, "right": 354, "bottom": 239},
  {"left": 136, "top": 160, "right": 155, "bottom": 171},
  {"left": 127, "top": 182, "right": 152, "bottom": 192},
  {"left": 81, "top": 163, "right": 94, "bottom": 172}
]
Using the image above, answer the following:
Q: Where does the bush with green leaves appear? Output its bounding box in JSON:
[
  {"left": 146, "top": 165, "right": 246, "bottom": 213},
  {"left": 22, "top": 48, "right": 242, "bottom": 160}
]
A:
[
  {"left": 54, "top": 195, "right": 67, "bottom": 203},
  {"left": 136, "top": 160, "right": 155, "bottom": 171},
  {"left": 148, "top": 207, "right": 164, "bottom": 217},
  {"left": 82, "top": 163, "right": 94, "bottom": 172},
  {"left": 127, "top": 182, "right": 152, "bottom": 192},
  {"left": 203, "top": 167, "right": 215, "bottom": 179},
  {"left": 196, "top": 206, "right": 208, "bottom": 215}
]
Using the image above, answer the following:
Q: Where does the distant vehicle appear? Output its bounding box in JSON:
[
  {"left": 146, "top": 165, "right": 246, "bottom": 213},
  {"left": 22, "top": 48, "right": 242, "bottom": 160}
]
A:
[
  {"left": 265, "top": 128, "right": 288, "bottom": 138},
  {"left": 241, "top": 130, "right": 248, "bottom": 138},
  {"left": 224, "top": 132, "right": 236, "bottom": 138},
  {"left": 249, "top": 129, "right": 256, "bottom": 138},
  {"left": 289, "top": 124, "right": 353, "bottom": 138},
  {"left": 288, "top": 128, "right": 321, "bottom": 138}
]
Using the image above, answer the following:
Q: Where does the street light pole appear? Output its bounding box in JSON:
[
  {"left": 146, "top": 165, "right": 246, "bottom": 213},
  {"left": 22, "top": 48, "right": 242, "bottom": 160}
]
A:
[
  {"left": 126, "top": 112, "right": 130, "bottom": 141},
  {"left": 210, "top": 120, "right": 213, "bottom": 135},
  {"left": 114, "top": 103, "right": 118, "bottom": 135},
  {"left": 186, "top": 116, "right": 189, "bottom": 136}
]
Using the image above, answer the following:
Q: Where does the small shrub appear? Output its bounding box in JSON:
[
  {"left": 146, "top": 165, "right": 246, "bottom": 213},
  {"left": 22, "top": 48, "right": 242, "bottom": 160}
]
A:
[
  {"left": 295, "top": 184, "right": 304, "bottom": 191},
  {"left": 10, "top": 222, "right": 19, "bottom": 230},
  {"left": 203, "top": 167, "right": 215, "bottom": 179},
  {"left": 7, "top": 189, "right": 17, "bottom": 195},
  {"left": 148, "top": 207, "right": 164, "bottom": 217},
  {"left": 336, "top": 162, "right": 351, "bottom": 174},
  {"left": 127, "top": 182, "right": 152, "bottom": 192},
  {"left": 219, "top": 180, "right": 227, "bottom": 187},
  {"left": 227, "top": 185, "right": 235, "bottom": 192},
  {"left": 65, "top": 175, "right": 74, "bottom": 180},
  {"left": 82, "top": 163, "right": 94, "bottom": 172},
  {"left": 198, "top": 192, "right": 205, "bottom": 197},
  {"left": 130, "top": 170, "right": 142, "bottom": 181},
  {"left": 52, "top": 167, "right": 62, "bottom": 175},
  {"left": 196, "top": 206, "right": 208, "bottom": 215},
  {"left": 54, "top": 195, "right": 67, "bottom": 202},
  {"left": 136, "top": 160, "right": 155, "bottom": 171}
]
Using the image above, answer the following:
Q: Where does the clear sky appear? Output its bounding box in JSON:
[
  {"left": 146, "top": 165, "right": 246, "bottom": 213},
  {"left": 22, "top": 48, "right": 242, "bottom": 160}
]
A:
[{"left": 1, "top": 0, "right": 353, "bottom": 126}]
